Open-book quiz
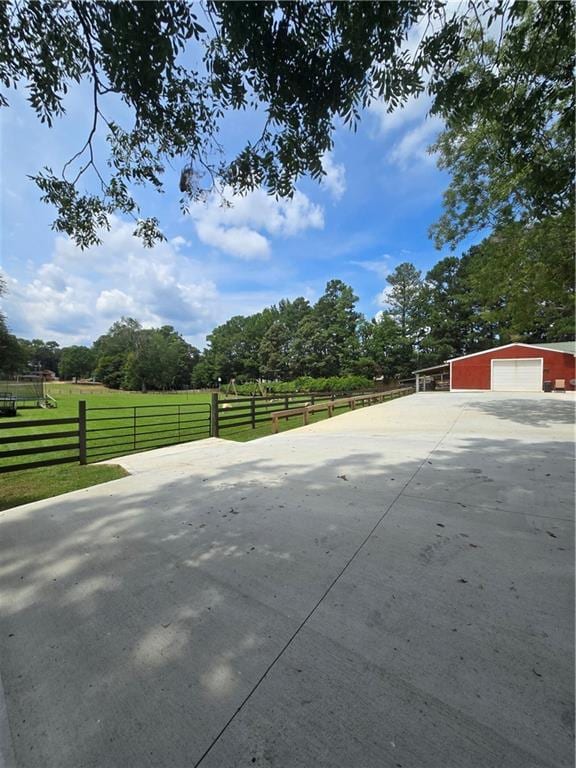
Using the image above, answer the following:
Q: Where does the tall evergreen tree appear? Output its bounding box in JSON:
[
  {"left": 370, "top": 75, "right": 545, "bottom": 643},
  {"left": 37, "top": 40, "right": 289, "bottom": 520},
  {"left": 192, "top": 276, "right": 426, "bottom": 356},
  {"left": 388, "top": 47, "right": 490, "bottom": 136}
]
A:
[
  {"left": 384, "top": 262, "right": 423, "bottom": 341},
  {"left": 292, "top": 280, "right": 360, "bottom": 377}
]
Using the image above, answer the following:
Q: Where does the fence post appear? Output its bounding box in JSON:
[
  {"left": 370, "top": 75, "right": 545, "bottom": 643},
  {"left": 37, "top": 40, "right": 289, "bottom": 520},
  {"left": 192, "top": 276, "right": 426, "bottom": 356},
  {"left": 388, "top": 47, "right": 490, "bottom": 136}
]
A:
[
  {"left": 78, "top": 400, "right": 87, "bottom": 465},
  {"left": 250, "top": 397, "right": 256, "bottom": 429},
  {"left": 284, "top": 394, "right": 289, "bottom": 421},
  {"left": 210, "top": 392, "right": 219, "bottom": 438}
]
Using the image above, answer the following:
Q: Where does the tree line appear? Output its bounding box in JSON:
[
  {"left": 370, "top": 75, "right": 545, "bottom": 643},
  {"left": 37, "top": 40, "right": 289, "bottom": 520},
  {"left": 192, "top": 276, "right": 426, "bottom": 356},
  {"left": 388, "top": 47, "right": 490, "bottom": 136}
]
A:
[
  {"left": 0, "top": 1, "right": 572, "bottom": 389},
  {"left": 0, "top": 312, "right": 200, "bottom": 391},
  {"left": 192, "top": 210, "right": 574, "bottom": 386},
  {"left": 2, "top": 212, "right": 572, "bottom": 389}
]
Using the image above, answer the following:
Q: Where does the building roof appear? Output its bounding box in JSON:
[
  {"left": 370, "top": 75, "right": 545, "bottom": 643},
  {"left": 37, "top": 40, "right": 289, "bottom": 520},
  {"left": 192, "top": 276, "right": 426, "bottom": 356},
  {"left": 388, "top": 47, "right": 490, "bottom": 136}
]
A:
[
  {"left": 413, "top": 363, "right": 450, "bottom": 375},
  {"left": 447, "top": 341, "right": 576, "bottom": 363},
  {"left": 526, "top": 341, "right": 575, "bottom": 354}
]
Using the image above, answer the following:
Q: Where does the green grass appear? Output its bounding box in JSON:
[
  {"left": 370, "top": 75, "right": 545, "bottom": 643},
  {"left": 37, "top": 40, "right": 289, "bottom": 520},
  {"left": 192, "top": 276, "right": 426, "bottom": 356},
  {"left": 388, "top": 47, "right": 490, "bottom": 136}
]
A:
[
  {"left": 0, "top": 463, "right": 128, "bottom": 512},
  {"left": 220, "top": 402, "right": 353, "bottom": 441},
  {"left": 0, "top": 383, "right": 210, "bottom": 511},
  {"left": 0, "top": 384, "right": 212, "bottom": 469},
  {"left": 0, "top": 384, "right": 406, "bottom": 510}
]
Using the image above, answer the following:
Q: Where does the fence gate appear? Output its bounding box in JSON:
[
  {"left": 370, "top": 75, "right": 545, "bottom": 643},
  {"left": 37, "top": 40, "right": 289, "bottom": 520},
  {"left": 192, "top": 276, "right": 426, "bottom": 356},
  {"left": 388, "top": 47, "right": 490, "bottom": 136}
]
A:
[{"left": 84, "top": 401, "right": 212, "bottom": 463}]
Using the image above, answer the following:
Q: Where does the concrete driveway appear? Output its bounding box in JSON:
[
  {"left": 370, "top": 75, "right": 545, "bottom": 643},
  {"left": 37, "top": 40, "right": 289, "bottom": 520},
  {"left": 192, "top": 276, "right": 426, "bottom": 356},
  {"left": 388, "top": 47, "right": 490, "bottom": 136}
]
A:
[{"left": 0, "top": 393, "right": 573, "bottom": 768}]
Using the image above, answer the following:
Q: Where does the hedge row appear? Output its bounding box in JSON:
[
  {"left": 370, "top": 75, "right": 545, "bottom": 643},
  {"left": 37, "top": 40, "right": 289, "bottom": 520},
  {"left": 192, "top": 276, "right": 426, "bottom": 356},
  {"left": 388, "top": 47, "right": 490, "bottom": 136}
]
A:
[{"left": 233, "top": 375, "right": 374, "bottom": 396}]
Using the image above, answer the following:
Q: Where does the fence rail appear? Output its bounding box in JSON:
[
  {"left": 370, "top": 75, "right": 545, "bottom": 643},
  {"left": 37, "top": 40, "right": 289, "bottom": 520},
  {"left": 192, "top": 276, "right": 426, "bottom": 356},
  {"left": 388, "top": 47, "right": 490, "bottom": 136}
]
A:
[
  {"left": 213, "top": 388, "right": 413, "bottom": 437},
  {"left": 214, "top": 391, "right": 336, "bottom": 436},
  {"left": 0, "top": 416, "right": 80, "bottom": 473},
  {"left": 270, "top": 389, "right": 411, "bottom": 433}
]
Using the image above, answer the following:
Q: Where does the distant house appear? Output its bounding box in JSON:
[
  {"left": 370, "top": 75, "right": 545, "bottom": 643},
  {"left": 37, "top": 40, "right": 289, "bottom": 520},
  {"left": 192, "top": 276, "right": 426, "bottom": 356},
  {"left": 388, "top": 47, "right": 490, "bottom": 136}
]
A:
[{"left": 20, "top": 370, "right": 57, "bottom": 381}]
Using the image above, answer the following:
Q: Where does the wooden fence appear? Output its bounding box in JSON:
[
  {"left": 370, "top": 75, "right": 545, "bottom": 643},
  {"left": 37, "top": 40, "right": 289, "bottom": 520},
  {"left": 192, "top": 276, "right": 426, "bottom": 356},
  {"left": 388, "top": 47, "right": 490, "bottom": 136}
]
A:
[
  {"left": 269, "top": 389, "right": 411, "bottom": 433},
  {"left": 0, "top": 401, "right": 212, "bottom": 473},
  {"left": 212, "top": 388, "right": 413, "bottom": 437},
  {"left": 84, "top": 401, "right": 211, "bottom": 463},
  {"left": 213, "top": 391, "right": 339, "bottom": 437}
]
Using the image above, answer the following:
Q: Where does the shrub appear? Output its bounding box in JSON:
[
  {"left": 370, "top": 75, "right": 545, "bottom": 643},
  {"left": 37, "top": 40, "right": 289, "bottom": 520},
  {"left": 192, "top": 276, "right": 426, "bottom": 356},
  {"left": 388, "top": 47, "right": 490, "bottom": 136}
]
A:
[{"left": 231, "top": 376, "right": 374, "bottom": 396}]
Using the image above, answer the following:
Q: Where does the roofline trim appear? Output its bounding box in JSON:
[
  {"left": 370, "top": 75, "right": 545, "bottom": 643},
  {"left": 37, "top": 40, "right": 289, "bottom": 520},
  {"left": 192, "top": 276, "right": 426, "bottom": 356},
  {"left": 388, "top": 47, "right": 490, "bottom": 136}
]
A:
[{"left": 413, "top": 364, "right": 450, "bottom": 374}]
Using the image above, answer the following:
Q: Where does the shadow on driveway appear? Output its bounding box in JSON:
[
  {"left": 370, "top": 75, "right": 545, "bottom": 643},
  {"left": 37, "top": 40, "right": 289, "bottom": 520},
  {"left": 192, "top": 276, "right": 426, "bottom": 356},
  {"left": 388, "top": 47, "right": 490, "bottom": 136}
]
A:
[
  {"left": 0, "top": 431, "right": 573, "bottom": 768},
  {"left": 466, "top": 396, "right": 575, "bottom": 427}
]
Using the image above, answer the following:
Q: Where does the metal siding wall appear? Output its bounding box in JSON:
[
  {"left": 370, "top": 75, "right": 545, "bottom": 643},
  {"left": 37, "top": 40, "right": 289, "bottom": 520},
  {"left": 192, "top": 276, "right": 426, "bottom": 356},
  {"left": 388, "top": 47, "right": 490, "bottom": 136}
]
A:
[{"left": 451, "top": 346, "right": 575, "bottom": 391}]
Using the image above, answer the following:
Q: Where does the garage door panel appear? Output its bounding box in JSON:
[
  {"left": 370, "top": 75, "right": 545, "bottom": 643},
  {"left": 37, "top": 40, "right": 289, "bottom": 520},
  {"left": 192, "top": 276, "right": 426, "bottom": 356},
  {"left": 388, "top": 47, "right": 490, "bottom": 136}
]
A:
[{"left": 492, "top": 359, "right": 542, "bottom": 392}]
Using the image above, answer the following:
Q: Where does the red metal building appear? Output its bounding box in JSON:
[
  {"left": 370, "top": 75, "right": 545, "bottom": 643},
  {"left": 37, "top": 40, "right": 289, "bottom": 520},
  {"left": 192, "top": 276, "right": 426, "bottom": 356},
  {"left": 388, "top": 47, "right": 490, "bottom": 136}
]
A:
[{"left": 448, "top": 342, "right": 575, "bottom": 392}]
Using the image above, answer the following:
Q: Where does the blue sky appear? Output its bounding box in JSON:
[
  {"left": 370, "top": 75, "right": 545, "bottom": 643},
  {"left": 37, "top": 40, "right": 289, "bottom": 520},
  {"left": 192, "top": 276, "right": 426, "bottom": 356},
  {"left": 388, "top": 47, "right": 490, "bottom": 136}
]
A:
[{"left": 0, "top": 54, "right": 480, "bottom": 351}]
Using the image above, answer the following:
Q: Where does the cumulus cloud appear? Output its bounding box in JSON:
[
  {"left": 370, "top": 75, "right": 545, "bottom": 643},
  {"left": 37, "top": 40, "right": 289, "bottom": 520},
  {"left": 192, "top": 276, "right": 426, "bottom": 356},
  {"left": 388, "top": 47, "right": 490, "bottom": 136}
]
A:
[
  {"left": 349, "top": 256, "right": 392, "bottom": 280},
  {"left": 95, "top": 289, "right": 139, "bottom": 317},
  {"left": 2, "top": 216, "right": 220, "bottom": 346},
  {"left": 387, "top": 115, "right": 443, "bottom": 168},
  {"left": 376, "top": 285, "right": 394, "bottom": 308},
  {"left": 370, "top": 86, "right": 443, "bottom": 168},
  {"left": 370, "top": 91, "right": 430, "bottom": 136},
  {"left": 369, "top": 14, "right": 447, "bottom": 168},
  {"left": 195, "top": 222, "right": 270, "bottom": 261},
  {"left": 190, "top": 186, "right": 324, "bottom": 259},
  {"left": 321, "top": 153, "right": 346, "bottom": 200}
]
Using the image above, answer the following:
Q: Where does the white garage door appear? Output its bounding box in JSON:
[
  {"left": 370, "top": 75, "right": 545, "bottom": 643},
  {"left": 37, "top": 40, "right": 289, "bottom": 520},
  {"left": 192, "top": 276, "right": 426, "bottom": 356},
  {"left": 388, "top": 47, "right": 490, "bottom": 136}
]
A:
[{"left": 491, "top": 358, "right": 543, "bottom": 391}]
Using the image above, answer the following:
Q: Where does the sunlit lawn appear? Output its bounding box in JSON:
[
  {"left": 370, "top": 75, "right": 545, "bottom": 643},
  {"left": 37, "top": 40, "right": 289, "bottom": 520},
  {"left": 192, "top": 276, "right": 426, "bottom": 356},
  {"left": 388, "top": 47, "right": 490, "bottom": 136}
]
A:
[
  {"left": 0, "top": 383, "right": 388, "bottom": 510},
  {"left": 0, "top": 463, "right": 128, "bottom": 512},
  {"left": 0, "top": 384, "right": 211, "bottom": 510}
]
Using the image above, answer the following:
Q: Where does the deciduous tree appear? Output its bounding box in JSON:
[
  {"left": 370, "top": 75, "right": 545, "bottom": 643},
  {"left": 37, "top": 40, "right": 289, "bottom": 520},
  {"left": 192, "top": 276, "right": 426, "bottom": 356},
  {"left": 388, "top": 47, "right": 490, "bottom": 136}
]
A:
[
  {"left": 430, "top": 2, "right": 574, "bottom": 248},
  {"left": 1, "top": 0, "right": 525, "bottom": 247},
  {"left": 59, "top": 345, "right": 96, "bottom": 380}
]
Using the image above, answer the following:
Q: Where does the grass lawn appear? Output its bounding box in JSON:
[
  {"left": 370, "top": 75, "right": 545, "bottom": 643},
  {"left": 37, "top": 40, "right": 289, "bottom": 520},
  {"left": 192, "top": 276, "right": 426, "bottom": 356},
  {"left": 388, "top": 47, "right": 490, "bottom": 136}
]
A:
[
  {"left": 0, "top": 385, "right": 212, "bottom": 510},
  {"left": 0, "top": 463, "right": 128, "bottom": 512},
  {"left": 43, "top": 383, "right": 211, "bottom": 427},
  {"left": 220, "top": 401, "right": 353, "bottom": 441},
  {"left": 0, "top": 383, "right": 402, "bottom": 510}
]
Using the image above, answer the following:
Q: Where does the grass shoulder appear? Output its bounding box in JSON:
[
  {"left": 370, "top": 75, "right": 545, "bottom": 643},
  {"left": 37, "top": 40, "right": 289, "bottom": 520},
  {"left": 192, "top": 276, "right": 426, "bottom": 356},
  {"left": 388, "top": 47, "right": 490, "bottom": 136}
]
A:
[{"left": 0, "top": 464, "right": 128, "bottom": 512}]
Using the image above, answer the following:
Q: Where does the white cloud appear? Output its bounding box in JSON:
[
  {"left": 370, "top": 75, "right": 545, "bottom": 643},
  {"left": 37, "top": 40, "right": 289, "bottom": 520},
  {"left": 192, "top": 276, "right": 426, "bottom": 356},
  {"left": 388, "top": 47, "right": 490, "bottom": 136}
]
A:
[
  {"left": 369, "top": 84, "right": 444, "bottom": 168},
  {"left": 190, "top": 186, "right": 324, "bottom": 259},
  {"left": 2, "top": 216, "right": 220, "bottom": 346},
  {"left": 376, "top": 286, "right": 394, "bottom": 308},
  {"left": 321, "top": 153, "right": 346, "bottom": 200},
  {"left": 369, "top": 11, "right": 435, "bottom": 137},
  {"left": 387, "top": 115, "right": 443, "bottom": 168},
  {"left": 350, "top": 256, "right": 391, "bottom": 280},
  {"left": 95, "top": 289, "right": 138, "bottom": 317},
  {"left": 195, "top": 222, "right": 270, "bottom": 261},
  {"left": 369, "top": 13, "right": 447, "bottom": 168},
  {"left": 370, "top": 91, "right": 431, "bottom": 136},
  {"left": 369, "top": 84, "right": 443, "bottom": 169}
]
